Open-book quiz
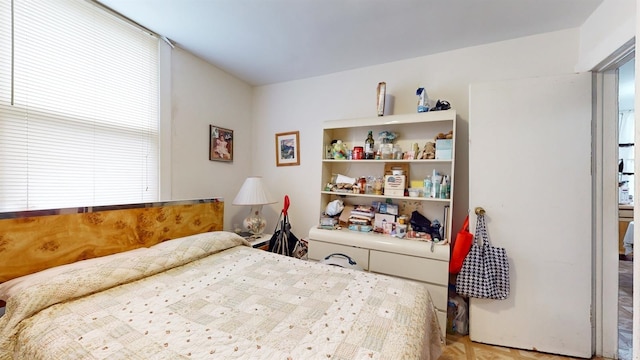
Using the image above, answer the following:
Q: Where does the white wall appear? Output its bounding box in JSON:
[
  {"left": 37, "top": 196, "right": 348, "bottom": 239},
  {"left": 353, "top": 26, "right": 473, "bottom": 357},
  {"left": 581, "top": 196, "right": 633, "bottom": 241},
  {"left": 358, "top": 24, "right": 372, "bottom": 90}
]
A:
[
  {"left": 576, "top": 0, "right": 636, "bottom": 71},
  {"left": 163, "top": 0, "right": 637, "bottom": 240},
  {"left": 253, "top": 29, "right": 581, "bottom": 237},
  {"left": 168, "top": 47, "right": 254, "bottom": 230}
]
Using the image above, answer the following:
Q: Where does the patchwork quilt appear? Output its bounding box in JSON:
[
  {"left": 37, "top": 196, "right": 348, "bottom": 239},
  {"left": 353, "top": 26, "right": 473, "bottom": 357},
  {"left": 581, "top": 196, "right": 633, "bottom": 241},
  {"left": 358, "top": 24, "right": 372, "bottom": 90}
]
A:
[{"left": 0, "top": 231, "right": 443, "bottom": 359}]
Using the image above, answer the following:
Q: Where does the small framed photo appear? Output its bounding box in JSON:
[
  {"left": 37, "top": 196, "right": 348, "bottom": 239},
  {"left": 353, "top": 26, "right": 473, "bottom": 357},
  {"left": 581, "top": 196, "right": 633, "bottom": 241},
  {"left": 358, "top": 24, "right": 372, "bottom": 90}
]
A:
[
  {"left": 209, "top": 125, "right": 233, "bottom": 162},
  {"left": 275, "top": 131, "right": 300, "bottom": 166}
]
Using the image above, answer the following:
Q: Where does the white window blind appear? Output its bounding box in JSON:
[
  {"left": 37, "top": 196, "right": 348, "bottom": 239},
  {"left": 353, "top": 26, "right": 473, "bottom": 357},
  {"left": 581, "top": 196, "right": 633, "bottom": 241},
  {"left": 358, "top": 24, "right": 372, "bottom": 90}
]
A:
[{"left": 0, "top": 0, "right": 159, "bottom": 211}]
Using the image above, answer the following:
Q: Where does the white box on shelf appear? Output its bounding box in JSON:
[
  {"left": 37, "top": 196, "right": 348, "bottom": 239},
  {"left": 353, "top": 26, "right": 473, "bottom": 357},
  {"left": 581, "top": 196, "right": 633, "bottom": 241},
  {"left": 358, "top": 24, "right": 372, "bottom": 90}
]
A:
[
  {"left": 435, "top": 139, "right": 453, "bottom": 160},
  {"left": 374, "top": 213, "right": 396, "bottom": 229},
  {"left": 384, "top": 175, "right": 405, "bottom": 196}
]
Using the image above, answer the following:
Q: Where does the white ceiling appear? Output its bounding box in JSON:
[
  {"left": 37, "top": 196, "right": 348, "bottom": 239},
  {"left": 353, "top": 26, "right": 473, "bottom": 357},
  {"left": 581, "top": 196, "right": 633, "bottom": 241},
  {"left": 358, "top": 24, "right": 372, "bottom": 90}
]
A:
[{"left": 98, "top": 0, "right": 604, "bottom": 86}]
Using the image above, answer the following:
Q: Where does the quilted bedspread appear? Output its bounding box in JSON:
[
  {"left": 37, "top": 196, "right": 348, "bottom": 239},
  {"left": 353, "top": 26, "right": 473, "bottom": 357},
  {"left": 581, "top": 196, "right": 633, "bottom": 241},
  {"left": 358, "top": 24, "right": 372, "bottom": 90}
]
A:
[{"left": 0, "top": 231, "right": 443, "bottom": 359}]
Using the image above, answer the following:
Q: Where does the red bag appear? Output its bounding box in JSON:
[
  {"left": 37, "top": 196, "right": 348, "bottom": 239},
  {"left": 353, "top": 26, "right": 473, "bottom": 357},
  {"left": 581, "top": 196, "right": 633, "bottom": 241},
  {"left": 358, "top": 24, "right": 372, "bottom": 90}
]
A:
[{"left": 449, "top": 215, "right": 473, "bottom": 274}]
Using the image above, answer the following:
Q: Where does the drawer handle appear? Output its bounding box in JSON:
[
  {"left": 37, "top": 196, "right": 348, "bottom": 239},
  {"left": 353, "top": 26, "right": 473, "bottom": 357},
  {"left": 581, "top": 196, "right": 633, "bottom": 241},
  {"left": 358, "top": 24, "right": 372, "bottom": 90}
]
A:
[{"left": 324, "top": 253, "right": 357, "bottom": 265}]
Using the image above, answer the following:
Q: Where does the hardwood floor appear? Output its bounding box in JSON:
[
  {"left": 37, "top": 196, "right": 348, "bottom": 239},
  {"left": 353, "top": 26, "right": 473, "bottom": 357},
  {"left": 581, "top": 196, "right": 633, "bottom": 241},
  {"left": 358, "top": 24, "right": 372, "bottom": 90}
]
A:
[
  {"left": 440, "top": 334, "right": 612, "bottom": 360},
  {"left": 618, "top": 258, "right": 633, "bottom": 360},
  {"left": 440, "top": 259, "right": 633, "bottom": 360}
]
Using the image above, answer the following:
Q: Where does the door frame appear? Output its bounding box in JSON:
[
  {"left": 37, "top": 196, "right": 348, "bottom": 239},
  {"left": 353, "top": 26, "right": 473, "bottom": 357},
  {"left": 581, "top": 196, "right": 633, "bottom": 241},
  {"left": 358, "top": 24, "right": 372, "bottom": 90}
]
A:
[{"left": 591, "top": 38, "right": 634, "bottom": 359}]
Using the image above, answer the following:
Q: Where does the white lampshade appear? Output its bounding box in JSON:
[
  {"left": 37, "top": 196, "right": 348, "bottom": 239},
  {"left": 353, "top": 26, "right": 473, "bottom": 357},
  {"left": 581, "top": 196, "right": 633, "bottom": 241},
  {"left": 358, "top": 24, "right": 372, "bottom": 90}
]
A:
[
  {"left": 233, "top": 177, "right": 276, "bottom": 235},
  {"left": 232, "top": 177, "right": 275, "bottom": 206}
]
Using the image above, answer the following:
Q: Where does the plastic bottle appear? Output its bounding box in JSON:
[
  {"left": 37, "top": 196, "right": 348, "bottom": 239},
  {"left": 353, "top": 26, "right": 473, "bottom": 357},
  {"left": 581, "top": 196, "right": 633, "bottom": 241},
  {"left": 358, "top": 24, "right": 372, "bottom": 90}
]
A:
[
  {"left": 432, "top": 171, "right": 441, "bottom": 198},
  {"left": 423, "top": 176, "right": 432, "bottom": 198},
  {"left": 416, "top": 87, "right": 429, "bottom": 113},
  {"left": 445, "top": 176, "right": 451, "bottom": 199}
]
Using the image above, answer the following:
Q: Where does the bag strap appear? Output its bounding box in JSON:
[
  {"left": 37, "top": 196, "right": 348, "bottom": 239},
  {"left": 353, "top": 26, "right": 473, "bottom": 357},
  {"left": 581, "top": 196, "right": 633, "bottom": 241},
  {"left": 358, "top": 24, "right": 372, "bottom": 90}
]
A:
[
  {"left": 273, "top": 211, "right": 284, "bottom": 231},
  {"left": 462, "top": 215, "right": 470, "bottom": 231},
  {"left": 474, "top": 214, "right": 490, "bottom": 247}
]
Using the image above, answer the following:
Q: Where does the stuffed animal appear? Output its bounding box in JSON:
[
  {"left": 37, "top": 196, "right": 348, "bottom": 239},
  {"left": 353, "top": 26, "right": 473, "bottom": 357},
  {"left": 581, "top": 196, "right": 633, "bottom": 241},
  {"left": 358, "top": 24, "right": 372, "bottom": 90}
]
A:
[
  {"left": 419, "top": 141, "right": 436, "bottom": 159},
  {"left": 436, "top": 130, "right": 454, "bottom": 140}
]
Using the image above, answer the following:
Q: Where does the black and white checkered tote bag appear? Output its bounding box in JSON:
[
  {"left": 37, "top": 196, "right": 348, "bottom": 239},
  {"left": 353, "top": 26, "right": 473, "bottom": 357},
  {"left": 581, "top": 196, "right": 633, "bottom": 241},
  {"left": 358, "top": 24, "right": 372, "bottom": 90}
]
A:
[{"left": 456, "top": 214, "right": 510, "bottom": 300}]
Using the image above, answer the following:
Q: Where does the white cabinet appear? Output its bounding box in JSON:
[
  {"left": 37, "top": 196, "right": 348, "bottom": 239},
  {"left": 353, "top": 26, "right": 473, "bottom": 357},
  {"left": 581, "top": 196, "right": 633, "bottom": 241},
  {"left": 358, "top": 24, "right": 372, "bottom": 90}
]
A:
[{"left": 308, "top": 110, "right": 456, "bottom": 337}]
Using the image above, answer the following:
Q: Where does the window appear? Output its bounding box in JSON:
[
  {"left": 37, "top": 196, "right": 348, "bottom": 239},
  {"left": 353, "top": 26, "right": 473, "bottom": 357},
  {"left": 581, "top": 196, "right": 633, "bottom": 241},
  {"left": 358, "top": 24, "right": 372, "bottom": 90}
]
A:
[
  {"left": 0, "top": 0, "right": 159, "bottom": 211},
  {"left": 618, "top": 58, "right": 634, "bottom": 204}
]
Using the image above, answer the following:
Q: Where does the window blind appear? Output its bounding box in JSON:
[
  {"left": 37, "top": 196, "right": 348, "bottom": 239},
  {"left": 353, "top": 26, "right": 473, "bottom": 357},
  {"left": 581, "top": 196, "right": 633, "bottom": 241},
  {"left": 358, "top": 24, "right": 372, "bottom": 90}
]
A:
[{"left": 0, "top": 0, "right": 159, "bottom": 211}]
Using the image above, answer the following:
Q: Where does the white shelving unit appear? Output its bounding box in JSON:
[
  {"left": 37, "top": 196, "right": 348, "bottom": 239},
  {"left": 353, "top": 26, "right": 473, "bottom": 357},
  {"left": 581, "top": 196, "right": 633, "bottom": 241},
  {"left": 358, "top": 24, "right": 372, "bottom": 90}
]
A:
[{"left": 308, "top": 110, "right": 456, "bottom": 337}]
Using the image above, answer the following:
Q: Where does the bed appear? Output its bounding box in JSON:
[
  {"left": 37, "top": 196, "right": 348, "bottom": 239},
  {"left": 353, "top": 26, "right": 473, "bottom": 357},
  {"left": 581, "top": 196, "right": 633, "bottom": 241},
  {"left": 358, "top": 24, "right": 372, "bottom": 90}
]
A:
[{"left": 0, "top": 199, "right": 443, "bottom": 359}]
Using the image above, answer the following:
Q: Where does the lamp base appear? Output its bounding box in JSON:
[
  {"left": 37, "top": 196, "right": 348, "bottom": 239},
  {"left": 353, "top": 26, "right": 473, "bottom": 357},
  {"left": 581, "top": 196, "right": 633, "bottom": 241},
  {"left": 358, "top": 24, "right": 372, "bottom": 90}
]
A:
[{"left": 243, "top": 205, "right": 266, "bottom": 235}]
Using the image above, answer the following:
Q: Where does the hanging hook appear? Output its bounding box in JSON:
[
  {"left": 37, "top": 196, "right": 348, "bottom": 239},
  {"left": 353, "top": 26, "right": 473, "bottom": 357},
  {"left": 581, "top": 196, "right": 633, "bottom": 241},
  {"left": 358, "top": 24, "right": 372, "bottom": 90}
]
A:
[{"left": 474, "top": 207, "right": 486, "bottom": 215}]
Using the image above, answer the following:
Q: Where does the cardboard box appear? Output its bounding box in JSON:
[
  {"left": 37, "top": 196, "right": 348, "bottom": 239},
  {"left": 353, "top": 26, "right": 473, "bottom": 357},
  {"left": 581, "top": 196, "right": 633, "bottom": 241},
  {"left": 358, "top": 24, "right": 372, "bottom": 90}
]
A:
[
  {"left": 338, "top": 204, "right": 354, "bottom": 226},
  {"left": 435, "top": 139, "right": 453, "bottom": 160},
  {"left": 384, "top": 175, "right": 405, "bottom": 196}
]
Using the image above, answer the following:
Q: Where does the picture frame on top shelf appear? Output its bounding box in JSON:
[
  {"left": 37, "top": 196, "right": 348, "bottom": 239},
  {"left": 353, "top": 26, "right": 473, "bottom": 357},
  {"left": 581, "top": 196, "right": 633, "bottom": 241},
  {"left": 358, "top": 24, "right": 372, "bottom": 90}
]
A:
[
  {"left": 209, "top": 125, "right": 233, "bottom": 162},
  {"left": 275, "top": 131, "right": 300, "bottom": 166}
]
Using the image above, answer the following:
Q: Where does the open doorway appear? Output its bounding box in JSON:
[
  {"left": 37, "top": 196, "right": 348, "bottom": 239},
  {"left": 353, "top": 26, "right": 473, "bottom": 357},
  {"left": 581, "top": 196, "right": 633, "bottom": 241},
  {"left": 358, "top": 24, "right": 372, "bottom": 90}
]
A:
[{"left": 617, "top": 56, "right": 634, "bottom": 360}]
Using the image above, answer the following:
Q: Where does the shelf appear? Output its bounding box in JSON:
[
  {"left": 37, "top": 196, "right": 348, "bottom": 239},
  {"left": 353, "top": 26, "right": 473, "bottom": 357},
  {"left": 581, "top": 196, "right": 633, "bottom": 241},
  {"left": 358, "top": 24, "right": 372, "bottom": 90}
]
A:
[
  {"left": 322, "top": 159, "right": 452, "bottom": 164},
  {"left": 323, "top": 110, "right": 457, "bottom": 129},
  {"left": 320, "top": 190, "right": 451, "bottom": 203}
]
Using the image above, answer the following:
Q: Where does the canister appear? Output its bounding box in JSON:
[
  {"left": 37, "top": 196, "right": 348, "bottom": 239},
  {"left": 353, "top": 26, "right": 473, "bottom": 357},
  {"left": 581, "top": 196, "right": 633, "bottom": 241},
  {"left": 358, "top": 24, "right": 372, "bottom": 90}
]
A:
[{"left": 352, "top": 146, "right": 364, "bottom": 160}]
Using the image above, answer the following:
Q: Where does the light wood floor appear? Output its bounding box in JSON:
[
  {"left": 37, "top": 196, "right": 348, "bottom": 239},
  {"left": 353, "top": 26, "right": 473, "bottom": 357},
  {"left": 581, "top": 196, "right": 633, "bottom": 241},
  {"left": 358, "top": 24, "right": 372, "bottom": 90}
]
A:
[
  {"left": 440, "top": 333, "right": 611, "bottom": 360},
  {"left": 440, "top": 259, "right": 633, "bottom": 360},
  {"left": 617, "top": 258, "right": 633, "bottom": 360}
]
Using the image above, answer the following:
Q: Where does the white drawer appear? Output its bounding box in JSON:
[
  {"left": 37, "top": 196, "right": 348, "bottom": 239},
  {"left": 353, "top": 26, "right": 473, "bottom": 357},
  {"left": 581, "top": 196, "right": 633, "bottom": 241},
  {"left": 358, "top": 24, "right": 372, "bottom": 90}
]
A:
[
  {"left": 369, "top": 250, "right": 448, "bottom": 286},
  {"left": 308, "top": 239, "right": 370, "bottom": 271}
]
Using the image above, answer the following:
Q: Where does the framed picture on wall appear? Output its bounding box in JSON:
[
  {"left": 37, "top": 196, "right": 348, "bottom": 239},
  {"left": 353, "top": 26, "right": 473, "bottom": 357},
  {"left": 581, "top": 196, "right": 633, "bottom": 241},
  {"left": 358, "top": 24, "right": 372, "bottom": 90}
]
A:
[
  {"left": 209, "top": 125, "right": 233, "bottom": 162},
  {"left": 275, "top": 131, "right": 300, "bottom": 166}
]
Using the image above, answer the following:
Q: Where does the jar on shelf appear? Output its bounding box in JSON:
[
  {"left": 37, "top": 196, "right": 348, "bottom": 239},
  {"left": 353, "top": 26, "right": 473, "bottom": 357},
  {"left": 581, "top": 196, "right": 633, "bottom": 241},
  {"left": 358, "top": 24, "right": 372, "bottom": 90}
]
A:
[
  {"left": 393, "top": 145, "right": 402, "bottom": 160},
  {"left": 381, "top": 143, "right": 394, "bottom": 160},
  {"left": 365, "top": 176, "right": 374, "bottom": 194},
  {"left": 352, "top": 146, "right": 364, "bottom": 160},
  {"left": 358, "top": 177, "right": 367, "bottom": 194},
  {"left": 373, "top": 176, "right": 384, "bottom": 195}
]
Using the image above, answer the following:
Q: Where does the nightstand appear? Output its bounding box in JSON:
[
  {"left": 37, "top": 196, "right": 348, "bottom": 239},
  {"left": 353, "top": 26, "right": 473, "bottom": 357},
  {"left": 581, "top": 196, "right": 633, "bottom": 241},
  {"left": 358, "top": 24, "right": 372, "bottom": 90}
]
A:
[{"left": 247, "top": 233, "right": 272, "bottom": 250}]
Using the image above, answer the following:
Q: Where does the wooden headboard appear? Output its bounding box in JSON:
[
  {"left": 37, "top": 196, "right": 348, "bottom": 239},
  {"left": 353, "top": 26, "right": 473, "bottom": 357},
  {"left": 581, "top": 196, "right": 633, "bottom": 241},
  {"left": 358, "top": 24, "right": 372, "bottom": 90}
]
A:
[{"left": 0, "top": 198, "right": 224, "bottom": 283}]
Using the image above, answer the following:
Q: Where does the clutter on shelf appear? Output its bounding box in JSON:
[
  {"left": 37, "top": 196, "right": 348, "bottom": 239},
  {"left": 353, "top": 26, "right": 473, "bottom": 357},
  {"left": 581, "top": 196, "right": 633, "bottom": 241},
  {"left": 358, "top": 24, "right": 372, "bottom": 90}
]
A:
[
  {"left": 326, "top": 127, "right": 453, "bottom": 161},
  {"left": 415, "top": 86, "right": 451, "bottom": 113},
  {"left": 325, "top": 169, "right": 450, "bottom": 201},
  {"left": 317, "top": 196, "right": 448, "bottom": 243}
]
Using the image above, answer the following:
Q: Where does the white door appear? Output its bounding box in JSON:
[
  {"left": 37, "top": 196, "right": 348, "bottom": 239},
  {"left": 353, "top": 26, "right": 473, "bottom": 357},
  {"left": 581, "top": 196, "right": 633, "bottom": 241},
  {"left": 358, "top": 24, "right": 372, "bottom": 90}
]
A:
[{"left": 468, "top": 73, "right": 593, "bottom": 358}]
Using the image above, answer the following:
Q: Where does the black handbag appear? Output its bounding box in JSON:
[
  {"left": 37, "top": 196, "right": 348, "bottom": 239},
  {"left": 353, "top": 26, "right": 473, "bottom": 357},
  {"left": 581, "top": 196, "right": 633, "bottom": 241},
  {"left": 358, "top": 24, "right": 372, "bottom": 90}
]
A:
[
  {"left": 268, "top": 213, "right": 300, "bottom": 257},
  {"left": 409, "top": 210, "right": 431, "bottom": 232},
  {"left": 268, "top": 195, "right": 306, "bottom": 258}
]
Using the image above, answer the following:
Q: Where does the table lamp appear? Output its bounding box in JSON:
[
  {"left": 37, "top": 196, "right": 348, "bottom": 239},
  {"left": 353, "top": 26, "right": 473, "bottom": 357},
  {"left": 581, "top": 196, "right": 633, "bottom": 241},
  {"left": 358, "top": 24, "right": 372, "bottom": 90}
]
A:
[{"left": 232, "top": 176, "right": 276, "bottom": 235}]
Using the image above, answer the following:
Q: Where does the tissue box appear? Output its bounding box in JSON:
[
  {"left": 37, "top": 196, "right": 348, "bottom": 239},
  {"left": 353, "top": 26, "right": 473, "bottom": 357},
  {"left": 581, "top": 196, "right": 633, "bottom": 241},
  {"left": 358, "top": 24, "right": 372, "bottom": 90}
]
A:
[
  {"left": 436, "top": 139, "right": 453, "bottom": 160},
  {"left": 379, "top": 203, "right": 398, "bottom": 215},
  {"left": 384, "top": 175, "right": 405, "bottom": 196}
]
